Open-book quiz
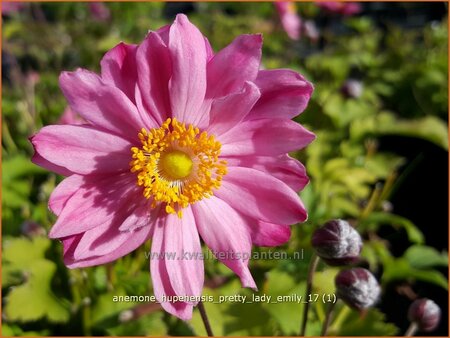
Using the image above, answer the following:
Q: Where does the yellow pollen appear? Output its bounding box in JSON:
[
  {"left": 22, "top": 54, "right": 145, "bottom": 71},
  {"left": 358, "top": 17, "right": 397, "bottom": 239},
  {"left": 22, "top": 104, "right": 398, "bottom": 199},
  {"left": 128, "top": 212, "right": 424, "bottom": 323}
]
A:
[
  {"left": 130, "top": 118, "right": 227, "bottom": 218},
  {"left": 160, "top": 150, "right": 193, "bottom": 180}
]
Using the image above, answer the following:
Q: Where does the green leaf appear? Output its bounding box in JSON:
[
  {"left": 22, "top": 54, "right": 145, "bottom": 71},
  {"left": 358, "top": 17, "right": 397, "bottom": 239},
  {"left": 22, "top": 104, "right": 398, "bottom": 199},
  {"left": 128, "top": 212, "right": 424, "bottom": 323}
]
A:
[
  {"left": 3, "top": 237, "right": 51, "bottom": 269},
  {"left": 262, "top": 270, "right": 306, "bottom": 335},
  {"left": 337, "top": 308, "right": 398, "bottom": 336},
  {"left": 4, "top": 260, "right": 70, "bottom": 323},
  {"left": 313, "top": 267, "right": 339, "bottom": 295},
  {"left": 350, "top": 113, "right": 448, "bottom": 150},
  {"left": 2, "top": 155, "right": 46, "bottom": 182},
  {"left": 91, "top": 290, "right": 135, "bottom": 327},
  {"left": 1, "top": 324, "right": 15, "bottom": 336},
  {"left": 383, "top": 258, "right": 448, "bottom": 290},
  {"left": 106, "top": 312, "right": 167, "bottom": 336},
  {"left": 404, "top": 245, "right": 448, "bottom": 269},
  {"left": 222, "top": 298, "right": 274, "bottom": 335},
  {"left": 359, "top": 212, "right": 424, "bottom": 244},
  {"left": 364, "top": 153, "right": 405, "bottom": 179},
  {"left": 190, "top": 289, "right": 226, "bottom": 336}
]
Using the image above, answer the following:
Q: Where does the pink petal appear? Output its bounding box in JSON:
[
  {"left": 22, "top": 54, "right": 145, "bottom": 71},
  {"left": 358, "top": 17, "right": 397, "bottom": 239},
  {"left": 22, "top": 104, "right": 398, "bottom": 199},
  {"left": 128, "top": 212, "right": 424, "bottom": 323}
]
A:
[
  {"left": 118, "top": 202, "right": 156, "bottom": 232},
  {"left": 73, "top": 206, "right": 157, "bottom": 260},
  {"left": 59, "top": 69, "right": 149, "bottom": 139},
  {"left": 206, "top": 34, "right": 262, "bottom": 99},
  {"left": 30, "top": 125, "right": 132, "bottom": 175},
  {"left": 136, "top": 32, "right": 172, "bottom": 126},
  {"left": 31, "top": 151, "right": 73, "bottom": 177},
  {"left": 48, "top": 174, "right": 139, "bottom": 238},
  {"left": 168, "top": 14, "right": 207, "bottom": 125},
  {"left": 224, "top": 154, "right": 309, "bottom": 191},
  {"left": 214, "top": 166, "right": 308, "bottom": 224},
  {"left": 100, "top": 42, "right": 138, "bottom": 103},
  {"left": 275, "top": 2, "right": 301, "bottom": 40},
  {"left": 152, "top": 207, "right": 203, "bottom": 301},
  {"left": 61, "top": 235, "right": 80, "bottom": 255},
  {"left": 156, "top": 24, "right": 170, "bottom": 43},
  {"left": 192, "top": 196, "right": 257, "bottom": 289},
  {"left": 204, "top": 36, "right": 214, "bottom": 61},
  {"left": 63, "top": 219, "right": 153, "bottom": 268},
  {"left": 247, "top": 69, "right": 313, "bottom": 120},
  {"left": 58, "top": 106, "right": 86, "bottom": 125},
  {"left": 157, "top": 23, "right": 213, "bottom": 62},
  {"left": 220, "top": 118, "right": 316, "bottom": 157},
  {"left": 49, "top": 175, "right": 85, "bottom": 215},
  {"left": 150, "top": 215, "right": 194, "bottom": 320},
  {"left": 248, "top": 220, "right": 292, "bottom": 247},
  {"left": 207, "top": 81, "right": 261, "bottom": 136}
]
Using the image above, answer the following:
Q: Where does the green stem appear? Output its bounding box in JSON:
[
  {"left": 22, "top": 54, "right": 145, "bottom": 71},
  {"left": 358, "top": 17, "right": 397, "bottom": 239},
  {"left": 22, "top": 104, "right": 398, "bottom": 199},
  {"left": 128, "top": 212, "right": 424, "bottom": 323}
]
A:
[
  {"left": 300, "top": 254, "right": 320, "bottom": 336},
  {"left": 404, "top": 322, "right": 418, "bottom": 336},
  {"left": 197, "top": 301, "right": 214, "bottom": 336},
  {"left": 321, "top": 301, "right": 336, "bottom": 336},
  {"left": 329, "top": 305, "right": 351, "bottom": 332}
]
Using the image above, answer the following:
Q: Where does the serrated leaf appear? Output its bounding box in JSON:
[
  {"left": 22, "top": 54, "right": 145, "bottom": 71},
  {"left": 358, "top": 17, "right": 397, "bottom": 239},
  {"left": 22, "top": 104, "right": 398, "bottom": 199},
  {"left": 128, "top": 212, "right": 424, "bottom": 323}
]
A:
[
  {"left": 106, "top": 311, "right": 166, "bottom": 336},
  {"left": 91, "top": 290, "right": 135, "bottom": 327},
  {"left": 4, "top": 260, "right": 70, "bottom": 323},
  {"left": 337, "top": 308, "right": 398, "bottom": 336},
  {"left": 3, "top": 237, "right": 51, "bottom": 269},
  {"left": 262, "top": 270, "right": 306, "bottom": 334},
  {"left": 190, "top": 289, "right": 226, "bottom": 336}
]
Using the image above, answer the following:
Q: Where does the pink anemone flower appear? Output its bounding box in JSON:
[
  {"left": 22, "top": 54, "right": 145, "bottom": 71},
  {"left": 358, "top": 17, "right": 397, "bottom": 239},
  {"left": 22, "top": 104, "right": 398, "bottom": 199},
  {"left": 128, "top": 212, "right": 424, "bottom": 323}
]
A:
[
  {"left": 30, "top": 14, "right": 314, "bottom": 320},
  {"left": 2, "top": 2, "right": 25, "bottom": 16},
  {"left": 275, "top": 1, "right": 302, "bottom": 40},
  {"left": 88, "top": 2, "right": 110, "bottom": 21},
  {"left": 316, "top": 2, "right": 361, "bottom": 16}
]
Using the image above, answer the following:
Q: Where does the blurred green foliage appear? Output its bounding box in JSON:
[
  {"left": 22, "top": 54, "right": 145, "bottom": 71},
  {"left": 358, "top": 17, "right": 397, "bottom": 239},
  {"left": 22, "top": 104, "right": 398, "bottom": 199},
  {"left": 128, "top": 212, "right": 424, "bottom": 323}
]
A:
[{"left": 1, "top": 2, "right": 448, "bottom": 336}]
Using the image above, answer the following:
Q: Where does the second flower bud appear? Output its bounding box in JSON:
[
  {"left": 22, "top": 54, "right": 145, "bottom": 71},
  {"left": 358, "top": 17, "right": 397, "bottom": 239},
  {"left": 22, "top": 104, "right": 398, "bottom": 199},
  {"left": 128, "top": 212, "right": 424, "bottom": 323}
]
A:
[{"left": 312, "top": 219, "right": 363, "bottom": 266}]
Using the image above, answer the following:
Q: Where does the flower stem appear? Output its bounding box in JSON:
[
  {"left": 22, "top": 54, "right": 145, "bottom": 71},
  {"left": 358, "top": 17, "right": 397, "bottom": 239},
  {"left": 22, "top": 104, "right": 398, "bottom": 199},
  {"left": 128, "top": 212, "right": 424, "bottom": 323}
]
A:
[
  {"left": 300, "top": 254, "right": 320, "bottom": 336},
  {"left": 404, "top": 322, "right": 418, "bottom": 336},
  {"left": 197, "top": 301, "right": 214, "bottom": 336},
  {"left": 320, "top": 301, "right": 336, "bottom": 336}
]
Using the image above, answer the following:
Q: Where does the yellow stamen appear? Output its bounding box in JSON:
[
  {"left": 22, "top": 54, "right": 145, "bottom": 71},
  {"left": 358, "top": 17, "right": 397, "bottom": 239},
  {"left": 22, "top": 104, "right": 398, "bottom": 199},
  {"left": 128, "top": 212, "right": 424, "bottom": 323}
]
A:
[{"left": 130, "top": 118, "right": 227, "bottom": 218}]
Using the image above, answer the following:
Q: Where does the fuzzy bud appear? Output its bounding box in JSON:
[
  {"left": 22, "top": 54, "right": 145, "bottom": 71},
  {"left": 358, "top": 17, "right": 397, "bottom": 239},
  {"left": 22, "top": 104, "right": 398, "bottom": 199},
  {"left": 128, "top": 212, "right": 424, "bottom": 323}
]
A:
[
  {"left": 302, "top": 20, "right": 320, "bottom": 43},
  {"left": 21, "top": 221, "right": 46, "bottom": 238},
  {"left": 341, "top": 79, "right": 363, "bottom": 98},
  {"left": 311, "top": 219, "right": 362, "bottom": 266},
  {"left": 335, "top": 268, "right": 380, "bottom": 310},
  {"left": 119, "top": 309, "right": 134, "bottom": 323},
  {"left": 408, "top": 298, "right": 441, "bottom": 332}
]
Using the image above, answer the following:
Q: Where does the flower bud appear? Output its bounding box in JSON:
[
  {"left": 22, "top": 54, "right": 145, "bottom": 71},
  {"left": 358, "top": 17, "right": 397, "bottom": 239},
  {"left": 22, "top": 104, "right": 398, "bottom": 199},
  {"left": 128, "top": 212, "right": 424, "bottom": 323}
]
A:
[
  {"left": 311, "top": 219, "right": 362, "bottom": 266},
  {"left": 119, "top": 309, "right": 134, "bottom": 323},
  {"left": 335, "top": 268, "right": 380, "bottom": 310},
  {"left": 341, "top": 79, "right": 363, "bottom": 98},
  {"left": 21, "top": 221, "right": 46, "bottom": 238},
  {"left": 408, "top": 298, "right": 441, "bottom": 332},
  {"left": 302, "top": 20, "right": 320, "bottom": 43}
]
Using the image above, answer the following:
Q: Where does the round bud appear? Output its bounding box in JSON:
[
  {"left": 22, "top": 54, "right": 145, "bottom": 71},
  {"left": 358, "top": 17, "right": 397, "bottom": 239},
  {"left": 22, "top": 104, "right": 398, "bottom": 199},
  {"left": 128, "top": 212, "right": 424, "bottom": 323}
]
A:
[
  {"left": 341, "top": 79, "right": 363, "bottom": 99},
  {"left": 335, "top": 268, "right": 380, "bottom": 310},
  {"left": 21, "top": 221, "right": 46, "bottom": 237},
  {"left": 311, "top": 219, "right": 362, "bottom": 266},
  {"left": 408, "top": 298, "right": 441, "bottom": 332},
  {"left": 119, "top": 309, "right": 134, "bottom": 323},
  {"left": 302, "top": 20, "right": 320, "bottom": 43}
]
